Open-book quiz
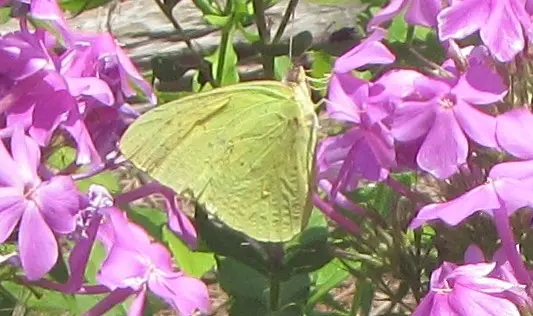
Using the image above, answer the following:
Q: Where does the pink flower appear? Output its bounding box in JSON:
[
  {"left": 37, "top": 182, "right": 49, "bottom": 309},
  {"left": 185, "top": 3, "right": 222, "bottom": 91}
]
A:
[
  {"left": 413, "top": 261, "right": 527, "bottom": 316},
  {"left": 390, "top": 47, "right": 506, "bottom": 179},
  {"left": 409, "top": 159, "right": 533, "bottom": 229},
  {"left": 0, "top": 128, "right": 80, "bottom": 280},
  {"left": 95, "top": 208, "right": 210, "bottom": 316},
  {"left": 318, "top": 28, "right": 396, "bottom": 196},
  {"left": 438, "top": 0, "right": 533, "bottom": 62},
  {"left": 61, "top": 32, "right": 156, "bottom": 106}
]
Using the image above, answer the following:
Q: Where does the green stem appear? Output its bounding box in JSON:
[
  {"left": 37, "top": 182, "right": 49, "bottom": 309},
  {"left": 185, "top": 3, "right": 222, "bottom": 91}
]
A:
[
  {"left": 153, "top": 0, "right": 218, "bottom": 87},
  {"left": 405, "top": 25, "right": 415, "bottom": 47},
  {"left": 272, "top": 0, "right": 299, "bottom": 44},
  {"left": 252, "top": 0, "right": 274, "bottom": 79},
  {"left": 216, "top": 20, "right": 234, "bottom": 85},
  {"left": 269, "top": 276, "right": 280, "bottom": 312}
]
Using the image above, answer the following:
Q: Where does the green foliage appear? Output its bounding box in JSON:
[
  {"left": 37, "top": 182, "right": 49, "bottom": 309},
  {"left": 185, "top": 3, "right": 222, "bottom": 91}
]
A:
[
  {"left": 163, "top": 226, "right": 216, "bottom": 278},
  {"left": 59, "top": 0, "right": 113, "bottom": 14}
]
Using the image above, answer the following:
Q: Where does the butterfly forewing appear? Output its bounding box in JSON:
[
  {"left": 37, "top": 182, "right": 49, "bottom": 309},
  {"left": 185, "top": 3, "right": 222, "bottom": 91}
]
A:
[{"left": 120, "top": 79, "right": 318, "bottom": 242}]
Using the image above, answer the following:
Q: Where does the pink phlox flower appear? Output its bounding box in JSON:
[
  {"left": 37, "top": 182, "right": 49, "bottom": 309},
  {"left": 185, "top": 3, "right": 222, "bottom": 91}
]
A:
[
  {"left": 464, "top": 244, "right": 529, "bottom": 294},
  {"left": 390, "top": 46, "right": 506, "bottom": 179},
  {"left": 96, "top": 207, "right": 210, "bottom": 316},
  {"left": 61, "top": 32, "right": 156, "bottom": 107},
  {"left": 0, "top": 128, "right": 80, "bottom": 280},
  {"left": 438, "top": 0, "right": 533, "bottom": 62},
  {"left": 0, "top": 28, "right": 105, "bottom": 165},
  {"left": 409, "top": 158, "right": 533, "bottom": 229},
  {"left": 368, "top": 0, "right": 443, "bottom": 30},
  {"left": 318, "top": 28, "right": 396, "bottom": 198},
  {"left": 413, "top": 261, "right": 526, "bottom": 315}
]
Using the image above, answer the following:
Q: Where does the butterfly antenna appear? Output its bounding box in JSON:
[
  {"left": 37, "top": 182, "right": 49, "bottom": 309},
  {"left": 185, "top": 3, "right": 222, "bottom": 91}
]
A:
[{"left": 288, "top": 9, "right": 295, "bottom": 62}]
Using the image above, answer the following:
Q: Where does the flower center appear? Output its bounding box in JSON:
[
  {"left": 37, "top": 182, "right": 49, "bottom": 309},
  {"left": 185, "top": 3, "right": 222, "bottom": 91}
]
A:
[
  {"left": 439, "top": 94, "right": 457, "bottom": 109},
  {"left": 23, "top": 182, "right": 37, "bottom": 199}
]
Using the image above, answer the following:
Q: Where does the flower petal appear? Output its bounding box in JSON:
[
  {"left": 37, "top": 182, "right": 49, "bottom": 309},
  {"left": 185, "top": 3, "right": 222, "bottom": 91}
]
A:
[
  {"left": 412, "top": 291, "right": 436, "bottom": 316},
  {"left": 409, "top": 182, "right": 500, "bottom": 229},
  {"left": 479, "top": 0, "right": 524, "bottom": 62},
  {"left": 464, "top": 244, "right": 486, "bottom": 264},
  {"left": 454, "top": 100, "right": 497, "bottom": 148},
  {"left": 448, "top": 283, "right": 520, "bottom": 315},
  {"left": 10, "top": 127, "right": 41, "bottom": 184},
  {"left": 493, "top": 178, "right": 533, "bottom": 214},
  {"left": 452, "top": 64, "right": 507, "bottom": 105},
  {"left": 489, "top": 160, "right": 533, "bottom": 180},
  {"left": 19, "top": 203, "right": 58, "bottom": 280},
  {"left": 391, "top": 100, "right": 436, "bottom": 141},
  {"left": 417, "top": 109, "right": 468, "bottom": 179},
  {"left": 438, "top": 0, "right": 490, "bottom": 41},
  {"left": 368, "top": 0, "right": 407, "bottom": 30},
  {"left": 167, "top": 201, "right": 198, "bottom": 249},
  {"left": 0, "top": 188, "right": 24, "bottom": 243},
  {"left": 404, "top": 0, "right": 441, "bottom": 27},
  {"left": 333, "top": 28, "right": 395, "bottom": 73},
  {"left": 96, "top": 245, "right": 148, "bottom": 291},
  {"left": 35, "top": 175, "right": 79, "bottom": 234},
  {"left": 326, "top": 72, "right": 365, "bottom": 123},
  {"left": 0, "top": 139, "right": 21, "bottom": 187},
  {"left": 148, "top": 274, "right": 211, "bottom": 315},
  {"left": 129, "top": 287, "right": 147, "bottom": 316},
  {"left": 65, "top": 76, "right": 115, "bottom": 106},
  {"left": 496, "top": 108, "right": 533, "bottom": 159},
  {"left": 454, "top": 275, "right": 515, "bottom": 294}
]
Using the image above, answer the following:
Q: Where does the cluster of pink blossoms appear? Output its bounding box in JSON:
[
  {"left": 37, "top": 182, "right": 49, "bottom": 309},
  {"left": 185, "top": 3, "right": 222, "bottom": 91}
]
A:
[
  {"left": 0, "top": 0, "right": 209, "bottom": 315},
  {"left": 315, "top": 0, "right": 533, "bottom": 315}
]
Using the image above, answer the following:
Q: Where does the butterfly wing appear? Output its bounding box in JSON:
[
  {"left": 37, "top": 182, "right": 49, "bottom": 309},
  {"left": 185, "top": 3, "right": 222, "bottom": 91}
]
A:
[{"left": 120, "top": 81, "right": 317, "bottom": 242}]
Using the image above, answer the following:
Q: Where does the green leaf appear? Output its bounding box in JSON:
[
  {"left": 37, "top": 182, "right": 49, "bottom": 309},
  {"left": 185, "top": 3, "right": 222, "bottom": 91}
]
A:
[
  {"left": 218, "top": 256, "right": 269, "bottom": 303},
  {"left": 126, "top": 206, "right": 168, "bottom": 242},
  {"left": 0, "top": 7, "right": 11, "bottom": 25},
  {"left": 205, "top": 30, "right": 240, "bottom": 86},
  {"left": 46, "top": 146, "right": 76, "bottom": 170},
  {"left": 191, "top": 0, "right": 221, "bottom": 15},
  {"left": 59, "top": 0, "right": 112, "bottom": 13},
  {"left": 282, "top": 211, "right": 332, "bottom": 277},
  {"left": 386, "top": 14, "right": 408, "bottom": 43},
  {"left": 0, "top": 280, "right": 128, "bottom": 315},
  {"left": 350, "top": 278, "right": 375, "bottom": 316},
  {"left": 162, "top": 226, "right": 216, "bottom": 278},
  {"left": 230, "top": 299, "right": 269, "bottom": 316},
  {"left": 274, "top": 55, "right": 292, "bottom": 81},
  {"left": 310, "top": 51, "right": 334, "bottom": 78},
  {"left": 76, "top": 171, "right": 121, "bottom": 194},
  {"left": 47, "top": 251, "right": 70, "bottom": 283},
  {"left": 218, "top": 256, "right": 311, "bottom": 312},
  {"left": 204, "top": 14, "right": 232, "bottom": 27},
  {"left": 306, "top": 259, "right": 349, "bottom": 309},
  {"left": 84, "top": 240, "right": 107, "bottom": 284},
  {"left": 413, "top": 25, "right": 433, "bottom": 41}
]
